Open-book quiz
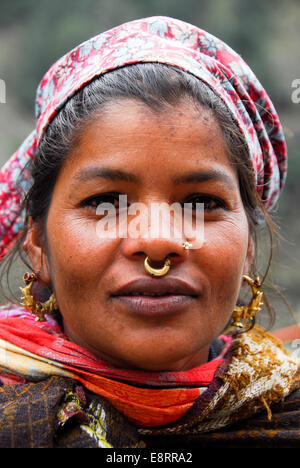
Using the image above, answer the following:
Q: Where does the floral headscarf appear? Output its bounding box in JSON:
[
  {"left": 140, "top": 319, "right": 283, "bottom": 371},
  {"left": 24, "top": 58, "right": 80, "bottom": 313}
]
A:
[{"left": 0, "top": 16, "right": 287, "bottom": 259}]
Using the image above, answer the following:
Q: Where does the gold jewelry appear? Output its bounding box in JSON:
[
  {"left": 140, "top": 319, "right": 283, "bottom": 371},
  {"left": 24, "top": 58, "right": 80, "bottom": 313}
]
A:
[
  {"left": 231, "top": 275, "right": 263, "bottom": 329},
  {"left": 182, "top": 241, "right": 193, "bottom": 250},
  {"left": 144, "top": 256, "right": 171, "bottom": 277},
  {"left": 20, "top": 272, "right": 58, "bottom": 322}
]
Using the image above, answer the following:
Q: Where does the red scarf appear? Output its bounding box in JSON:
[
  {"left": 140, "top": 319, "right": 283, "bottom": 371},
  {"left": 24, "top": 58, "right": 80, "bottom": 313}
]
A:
[{"left": 0, "top": 308, "right": 229, "bottom": 426}]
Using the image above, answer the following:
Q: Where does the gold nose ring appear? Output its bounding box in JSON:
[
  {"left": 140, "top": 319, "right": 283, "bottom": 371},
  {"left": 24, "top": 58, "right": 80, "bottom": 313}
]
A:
[{"left": 144, "top": 256, "right": 171, "bottom": 277}]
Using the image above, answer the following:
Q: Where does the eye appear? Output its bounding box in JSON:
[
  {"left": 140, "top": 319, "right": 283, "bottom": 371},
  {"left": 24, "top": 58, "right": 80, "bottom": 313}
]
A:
[
  {"left": 80, "top": 192, "right": 123, "bottom": 210},
  {"left": 184, "top": 194, "right": 227, "bottom": 212}
]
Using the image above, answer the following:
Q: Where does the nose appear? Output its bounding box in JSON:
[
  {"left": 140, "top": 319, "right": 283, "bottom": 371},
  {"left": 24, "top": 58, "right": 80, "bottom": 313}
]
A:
[
  {"left": 121, "top": 236, "right": 187, "bottom": 266},
  {"left": 120, "top": 200, "right": 190, "bottom": 266}
]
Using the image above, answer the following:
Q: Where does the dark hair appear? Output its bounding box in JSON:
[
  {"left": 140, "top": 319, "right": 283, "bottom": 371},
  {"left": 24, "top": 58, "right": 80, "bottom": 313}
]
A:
[{"left": 1, "top": 63, "right": 278, "bottom": 323}]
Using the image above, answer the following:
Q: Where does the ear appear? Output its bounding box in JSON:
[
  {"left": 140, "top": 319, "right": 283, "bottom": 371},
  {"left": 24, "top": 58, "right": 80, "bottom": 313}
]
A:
[
  {"left": 243, "top": 234, "right": 255, "bottom": 277},
  {"left": 23, "top": 217, "right": 51, "bottom": 285}
]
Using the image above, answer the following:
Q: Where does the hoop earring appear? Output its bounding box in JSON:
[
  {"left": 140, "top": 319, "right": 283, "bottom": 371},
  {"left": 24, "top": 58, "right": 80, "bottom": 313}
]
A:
[
  {"left": 20, "top": 272, "right": 58, "bottom": 322},
  {"left": 231, "top": 275, "right": 263, "bottom": 330}
]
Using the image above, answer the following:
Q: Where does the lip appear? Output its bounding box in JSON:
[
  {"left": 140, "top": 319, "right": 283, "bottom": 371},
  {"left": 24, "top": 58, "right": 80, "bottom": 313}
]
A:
[{"left": 111, "top": 277, "right": 200, "bottom": 317}]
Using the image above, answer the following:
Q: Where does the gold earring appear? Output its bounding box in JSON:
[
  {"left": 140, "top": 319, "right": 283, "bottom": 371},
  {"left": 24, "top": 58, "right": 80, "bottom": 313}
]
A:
[
  {"left": 144, "top": 256, "right": 171, "bottom": 277},
  {"left": 20, "top": 272, "right": 58, "bottom": 322},
  {"left": 231, "top": 275, "right": 263, "bottom": 329}
]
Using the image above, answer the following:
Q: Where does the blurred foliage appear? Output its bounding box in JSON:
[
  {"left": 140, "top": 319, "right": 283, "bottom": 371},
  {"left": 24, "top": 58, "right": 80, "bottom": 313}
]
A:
[{"left": 0, "top": 0, "right": 299, "bottom": 326}]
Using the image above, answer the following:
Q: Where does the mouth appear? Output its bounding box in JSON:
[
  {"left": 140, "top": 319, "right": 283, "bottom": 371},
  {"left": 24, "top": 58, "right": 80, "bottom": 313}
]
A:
[{"left": 111, "top": 277, "right": 200, "bottom": 317}]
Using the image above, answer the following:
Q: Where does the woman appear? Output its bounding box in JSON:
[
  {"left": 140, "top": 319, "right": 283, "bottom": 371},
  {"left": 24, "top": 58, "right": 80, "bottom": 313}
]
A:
[{"left": 0, "top": 16, "right": 299, "bottom": 448}]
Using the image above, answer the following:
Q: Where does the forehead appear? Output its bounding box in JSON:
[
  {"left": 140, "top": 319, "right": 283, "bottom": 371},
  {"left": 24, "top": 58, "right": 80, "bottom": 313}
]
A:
[
  {"left": 60, "top": 98, "right": 237, "bottom": 183},
  {"left": 79, "top": 97, "right": 221, "bottom": 143}
]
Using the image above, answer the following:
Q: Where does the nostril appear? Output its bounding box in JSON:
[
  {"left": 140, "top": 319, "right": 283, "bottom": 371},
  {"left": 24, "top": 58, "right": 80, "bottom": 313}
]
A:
[
  {"left": 147, "top": 258, "right": 167, "bottom": 269},
  {"left": 122, "top": 237, "right": 187, "bottom": 265}
]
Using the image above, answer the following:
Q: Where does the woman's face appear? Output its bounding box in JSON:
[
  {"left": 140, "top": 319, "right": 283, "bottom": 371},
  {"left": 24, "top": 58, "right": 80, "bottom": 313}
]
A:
[{"left": 27, "top": 98, "right": 253, "bottom": 371}]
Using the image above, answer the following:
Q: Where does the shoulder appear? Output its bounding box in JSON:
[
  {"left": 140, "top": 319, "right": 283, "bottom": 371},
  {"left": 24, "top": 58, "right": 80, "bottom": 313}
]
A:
[
  {"left": 0, "top": 376, "right": 143, "bottom": 448},
  {"left": 203, "top": 385, "right": 300, "bottom": 448},
  {"left": 0, "top": 376, "right": 89, "bottom": 447},
  {"left": 142, "top": 387, "right": 300, "bottom": 449}
]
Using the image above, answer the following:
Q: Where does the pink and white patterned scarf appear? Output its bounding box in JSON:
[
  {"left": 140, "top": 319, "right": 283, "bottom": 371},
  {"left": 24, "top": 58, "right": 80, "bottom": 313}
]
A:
[{"left": 0, "top": 16, "right": 287, "bottom": 259}]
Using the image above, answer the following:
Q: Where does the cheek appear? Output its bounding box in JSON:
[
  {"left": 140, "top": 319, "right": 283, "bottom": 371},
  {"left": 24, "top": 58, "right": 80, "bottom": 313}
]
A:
[
  {"left": 196, "top": 218, "right": 250, "bottom": 304},
  {"left": 204, "top": 214, "right": 249, "bottom": 258},
  {"left": 45, "top": 213, "right": 118, "bottom": 293}
]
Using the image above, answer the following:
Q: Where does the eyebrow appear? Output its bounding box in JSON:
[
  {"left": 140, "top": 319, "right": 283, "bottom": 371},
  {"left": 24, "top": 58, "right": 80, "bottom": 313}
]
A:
[
  {"left": 172, "top": 170, "right": 235, "bottom": 188},
  {"left": 72, "top": 166, "right": 235, "bottom": 189},
  {"left": 73, "top": 166, "right": 139, "bottom": 184}
]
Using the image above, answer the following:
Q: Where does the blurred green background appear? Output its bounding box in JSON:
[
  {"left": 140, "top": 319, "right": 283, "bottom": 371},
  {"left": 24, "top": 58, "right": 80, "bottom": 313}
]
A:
[{"left": 0, "top": 0, "right": 299, "bottom": 329}]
